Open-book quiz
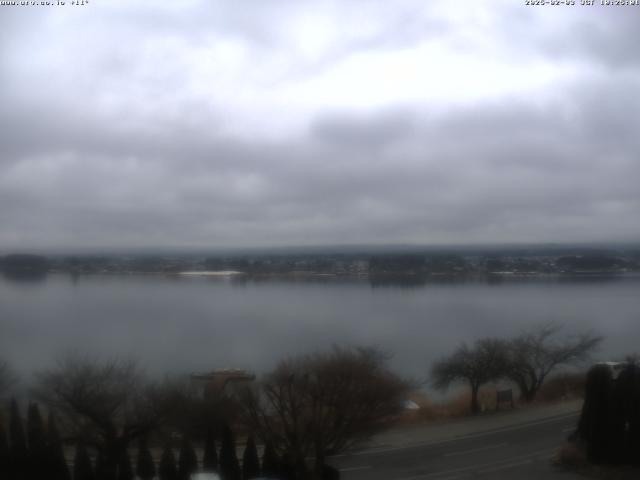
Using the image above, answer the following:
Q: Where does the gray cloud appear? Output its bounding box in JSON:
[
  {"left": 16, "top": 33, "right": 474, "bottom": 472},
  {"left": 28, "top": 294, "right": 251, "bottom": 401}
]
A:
[{"left": 1, "top": 1, "right": 639, "bottom": 250}]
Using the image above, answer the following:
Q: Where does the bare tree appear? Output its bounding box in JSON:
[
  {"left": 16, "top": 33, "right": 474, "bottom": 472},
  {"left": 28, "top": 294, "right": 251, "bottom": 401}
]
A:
[
  {"left": 431, "top": 338, "right": 508, "bottom": 415},
  {"left": 505, "top": 323, "right": 602, "bottom": 402},
  {"left": 34, "top": 353, "right": 173, "bottom": 480},
  {"left": 160, "top": 375, "right": 240, "bottom": 441},
  {"left": 240, "top": 346, "right": 409, "bottom": 479}
]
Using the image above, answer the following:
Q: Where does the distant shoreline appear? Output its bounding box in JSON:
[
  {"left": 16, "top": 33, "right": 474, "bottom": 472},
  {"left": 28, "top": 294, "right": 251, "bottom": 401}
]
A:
[
  {"left": 34, "top": 270, "right": 640, "bottom": 282},
  {"left": 177, "top": 270, "right": 243, "bottom": 276}
]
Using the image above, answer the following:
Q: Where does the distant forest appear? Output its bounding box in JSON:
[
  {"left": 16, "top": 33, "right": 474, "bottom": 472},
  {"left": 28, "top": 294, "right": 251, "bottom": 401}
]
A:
[{"left": 1, "top": 246, "right": 640, "bottom": 280}]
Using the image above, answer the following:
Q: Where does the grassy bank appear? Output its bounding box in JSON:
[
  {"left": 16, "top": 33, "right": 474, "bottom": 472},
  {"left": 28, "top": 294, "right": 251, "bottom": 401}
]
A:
[{"left": 396, "top": 371, "right": 586, "bottom": 425}]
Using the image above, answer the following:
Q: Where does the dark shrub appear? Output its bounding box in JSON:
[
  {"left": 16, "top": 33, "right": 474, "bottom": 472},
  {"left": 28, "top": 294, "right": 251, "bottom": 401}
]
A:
[{"left": 242, "top": 435, "right": 260, "bottom": 479}]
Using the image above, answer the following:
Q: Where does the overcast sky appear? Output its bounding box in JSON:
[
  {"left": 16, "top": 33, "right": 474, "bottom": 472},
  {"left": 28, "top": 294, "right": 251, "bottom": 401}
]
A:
[{"left": 1, "top": 0, "right": 639, "bottom": 251}]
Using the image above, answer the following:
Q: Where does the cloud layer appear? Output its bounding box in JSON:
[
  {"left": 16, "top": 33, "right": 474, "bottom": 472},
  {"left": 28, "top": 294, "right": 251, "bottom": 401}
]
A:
[{"left": 1, "top": 1, "right": 639, "bottom": 249}]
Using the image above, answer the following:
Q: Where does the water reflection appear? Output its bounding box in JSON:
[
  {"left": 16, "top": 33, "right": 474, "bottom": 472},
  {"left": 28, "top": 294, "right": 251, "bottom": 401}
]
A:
[
  {"left": 1, "top": 273, "right": 639, "bottom": 381},
  {"left": 2, "top": 269, "right": 48, "bottom": 283}
]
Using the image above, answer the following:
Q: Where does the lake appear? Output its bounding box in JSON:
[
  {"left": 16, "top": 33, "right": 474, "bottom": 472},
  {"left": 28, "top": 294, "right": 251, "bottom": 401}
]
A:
[{"left": 1, "top": 273, "right": 639, "bottom": 383}]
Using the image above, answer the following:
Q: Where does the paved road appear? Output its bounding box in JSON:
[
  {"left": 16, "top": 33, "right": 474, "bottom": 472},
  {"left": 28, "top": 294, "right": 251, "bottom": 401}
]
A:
[{"left": 329, "top": 411, "right": 584, "bottom": 480}]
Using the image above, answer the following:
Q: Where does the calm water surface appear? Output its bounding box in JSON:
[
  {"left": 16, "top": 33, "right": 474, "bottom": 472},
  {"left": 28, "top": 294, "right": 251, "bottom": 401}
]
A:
[{"left": 1, "top": 273, "right": 639, "bottom": 380}]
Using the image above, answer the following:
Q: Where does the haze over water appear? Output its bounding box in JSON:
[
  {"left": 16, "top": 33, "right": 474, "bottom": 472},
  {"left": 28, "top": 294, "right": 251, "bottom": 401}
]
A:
[{"left": 2, "top": 273, "right": 638, "bottom": 382}]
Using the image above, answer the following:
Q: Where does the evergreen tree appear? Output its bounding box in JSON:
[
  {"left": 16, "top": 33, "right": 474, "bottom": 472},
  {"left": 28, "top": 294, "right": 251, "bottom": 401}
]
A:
[
  {"left": 242, "top": 436, "right": 260, "bottom": 480},
  {"left": 136, "top": 438, "right": 156, "bottom": 480},
  {"left": 47, "top": 412, "right": 71, "bottom": 480},
  {"left": 158, "top": 444, "right": 178, "bottom": 480},
  {"left": 0, "top": 421, "right": 10, "bottom": 479},
  {"left": 9, "top": 399, "right": 28, "bottom": 480},
  {"left": 27, "top": 403, "right": 48, "bottom": 479},
  {"left": 577, "top": 362, "right": 640, "bottom": 466},
  {"left": 95, "top": 449, "right": 117, "bottom": 480},
  {"left": 177, "top": 436, "right": 198, "bottom": 480},
  {"left": 202, "top": 428, "right": 218, "bottom": 472},
  {"left": 578, "top": 364, "right": 613, "bottom": 463},
  {"left": 321, "top": 464, "right": 340, "bottom": 480},
  {"left": 627, "top": 364, "right": 640, "bottom": 465},
  {"left": 278, "top": 451, "right": 296, "bottom": 480},
  {"left": 261, "top": 441, "right": 279, "bottom": 479},
  {"left": 117, "top": 451, "right": 133, "bottom": 480},
  {"left": 219, "top": 425, "right": 240, "bottom": 480},
  {"left": 610, "top": 365, "right": 630, "bottom": 464},
  {"left": 73, "top": 443, "right": 95, "bottom": 480},
  {"left": 95, "top": 450, "right": 111, "bottom": 480}
]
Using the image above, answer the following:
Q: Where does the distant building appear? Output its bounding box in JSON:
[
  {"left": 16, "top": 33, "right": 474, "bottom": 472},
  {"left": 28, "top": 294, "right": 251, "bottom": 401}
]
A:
[{"left": 190, "top": 368, "right": 255, "bottom": 399}]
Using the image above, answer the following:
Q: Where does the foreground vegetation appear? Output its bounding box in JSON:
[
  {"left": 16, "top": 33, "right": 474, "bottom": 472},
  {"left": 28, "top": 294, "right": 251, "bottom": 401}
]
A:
[
  {"left": 0, "top": 324, "right": 609, "bottom": 478},
  {"left": 0, "top": 347, "right": 409, "bottom": 480},
  {"left": 431, "top": 323, "right": 601, "bottom": 414},
  {"left": 555, "top": 359, "right": 640, "bottom": 479}
]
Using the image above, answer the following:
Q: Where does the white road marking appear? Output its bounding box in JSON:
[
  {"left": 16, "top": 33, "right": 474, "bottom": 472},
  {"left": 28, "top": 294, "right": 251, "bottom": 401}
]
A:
[
  {"left": 443, "top": 442, "right": 508, "bottom": 457},
  {"left": 339, "top": 465, "right": 372, "bottom": 472},
  {"left": 477, "top": 458, "right": 533, "bottom": 474}
]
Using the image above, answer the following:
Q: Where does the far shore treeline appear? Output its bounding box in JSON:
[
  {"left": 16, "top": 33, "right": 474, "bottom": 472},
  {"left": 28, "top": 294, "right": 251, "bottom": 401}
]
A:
[{"left": 1, "top": 245, "right": 640, "bottom": 280}]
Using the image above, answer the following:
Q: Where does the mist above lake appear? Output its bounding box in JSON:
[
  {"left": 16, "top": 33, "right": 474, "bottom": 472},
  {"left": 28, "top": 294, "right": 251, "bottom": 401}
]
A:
[{"left": 1, "top": 274, "right": 638, "bottom": 383}]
